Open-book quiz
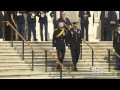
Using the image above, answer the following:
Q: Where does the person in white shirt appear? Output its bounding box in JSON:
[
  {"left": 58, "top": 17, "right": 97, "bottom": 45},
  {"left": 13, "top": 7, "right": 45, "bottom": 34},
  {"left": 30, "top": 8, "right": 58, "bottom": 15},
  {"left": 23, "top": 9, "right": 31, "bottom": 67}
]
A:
[{"left": 115, "top": 11, "right": 120, "bottom": 24}]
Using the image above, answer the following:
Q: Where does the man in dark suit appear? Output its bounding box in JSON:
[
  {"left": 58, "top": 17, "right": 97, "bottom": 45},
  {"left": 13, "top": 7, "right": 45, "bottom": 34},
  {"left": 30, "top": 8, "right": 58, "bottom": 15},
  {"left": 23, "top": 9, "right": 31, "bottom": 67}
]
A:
[
  {"left": 15, "top": 11, "right": 25, "bottom": 41},
  {"left": 100, "top": 11, "right": 109, "bottom": 41},
  {"left": 3, "top": 11, "right": 12, "bottom": 41},
  {"left": 27, "top": 11, "right": 38, "bottom": 41},
  {"left": 79, "top": 11, "right": 91, "bottom": 41},
  {"left": 57, "top": 11, "right": 72, "bottom": 30},
  {"left": 52, "top": 22, "right": 69, "bottom": 70},
  {"left": 37, "top": 11, "right": 49, "bottom": 41},
  {"left": 50, "top": 11, "right": 57, "bottom": 29},
  {"left": 68, "top": 22, "right": 82, "bottom": 71},
  {"left": 0, "top": 11, "right": 4, "bottom": 38},
  {"left": 106, "top": 11, "right": 118, "bottom": 41}
]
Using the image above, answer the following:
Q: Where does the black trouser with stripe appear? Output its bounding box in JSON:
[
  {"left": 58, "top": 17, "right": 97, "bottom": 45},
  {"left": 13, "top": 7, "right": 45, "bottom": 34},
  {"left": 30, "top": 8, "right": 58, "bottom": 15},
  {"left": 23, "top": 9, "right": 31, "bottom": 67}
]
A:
[
  {"left": 56, "top": 48, "right": 65, "bottom": 69},
  {"left": 56, "top": 48, "right": 65, "bottom": 63},
  {"left": 70, "top": 47, "right": 80, "bottom": 67}
]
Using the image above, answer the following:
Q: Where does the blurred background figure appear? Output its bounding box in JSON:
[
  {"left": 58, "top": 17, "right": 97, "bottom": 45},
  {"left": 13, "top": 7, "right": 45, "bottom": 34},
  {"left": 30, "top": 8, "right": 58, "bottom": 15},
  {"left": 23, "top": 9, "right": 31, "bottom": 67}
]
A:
[
  {"left": 27, "top": 11, "right": 38, "bottom": 41},
  {"left": 15, "top": 11, "right": 25, "bottom": 41},
  {"left": 50, "top": 11, "right": 57, "bottom": 30},
  {"left": 79, "top": 11, "right": 91, "bottom": 41},
  {"left": 106, "top": 11, "right": 117, "bottom": 41},
  {"left": 57, "top": 11, "right": 72, "bottom": 30},
  {"left": 37, "top": 11, "right": 49, "bottom": 41},
  {"left": 100, "top": 11, "right": 109, "bottom": 41}
]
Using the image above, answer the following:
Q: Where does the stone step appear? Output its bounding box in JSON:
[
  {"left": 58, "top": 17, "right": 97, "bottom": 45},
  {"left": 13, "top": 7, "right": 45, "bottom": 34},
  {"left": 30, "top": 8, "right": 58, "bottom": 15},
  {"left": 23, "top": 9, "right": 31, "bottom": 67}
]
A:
[
  {"left": 17, "top": 53, "right": 115, "bottom": 56},
  {"left": 0, "top": 75, "right": 118, "bottom": 79},
  {"left": 23, "top": 56, "right": 115, "bottom": 59},
  {"left": 0, "top": 71, "right": 118, "bottom": 76},
  {"left": 15, "top": 49, "right": 110, "bottom": 52},
  {"left": 17, "top": 50, "right": 112, "bottom": 55},
  {"left": 26, "top": 60, "right": 114, "bottom": 63},
  {"left": 18, "top": 51, "right": 110, "bottom": 54},
  {"left": 0, "top": 50, "right": 16, "bottom": 52},
  {"left": 0, "top": 69, "right": 116, "bottom": 74},
  {"left": 13, "top": 44, "right": 113, "bottom": 47},
  {"left": 1, "top": 76, "right": 120, "bottom": 79},
  {"left": 0, "top": 41, "right": 113, "bottom": 44},
  {"left": 0, "top": 63, "right": 115, "bottom": 68},
  {"left": 33, "top": 67, "right": 116, "bottom": 72},
  {"left": 0, "top": 66, "right": 115, "bottom": 72},
  {"left": 14, "top": 46, "right": 113, "bottom": 49}
]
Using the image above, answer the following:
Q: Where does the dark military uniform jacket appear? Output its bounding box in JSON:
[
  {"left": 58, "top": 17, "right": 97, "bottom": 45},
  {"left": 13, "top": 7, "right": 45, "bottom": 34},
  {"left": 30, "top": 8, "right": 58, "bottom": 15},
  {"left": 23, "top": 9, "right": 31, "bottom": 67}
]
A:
[
  {"left": 52, "top": 28, "right": 69, "bottom": 49},
  {"left": 27, "top": 11, "right": 37, "bottom": 23},
  {"left": 113, "top": 31, "right": 120, "bottom": 49},
  {"left": 68, "top": 28, "right": 82, "bottom": 49}
]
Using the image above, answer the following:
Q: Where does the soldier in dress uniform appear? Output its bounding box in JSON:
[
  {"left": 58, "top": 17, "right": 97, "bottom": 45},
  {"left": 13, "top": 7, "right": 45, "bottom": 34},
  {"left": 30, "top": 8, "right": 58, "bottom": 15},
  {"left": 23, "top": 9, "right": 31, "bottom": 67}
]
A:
[
  {"left": 26, "top": 11, "right": 38, "bottom": 41},
  {"left": 113, "top": 24, "right": 120, "bottom": 70},
  {"left": 68, "top": 22, "right": 82, "bottom": 71},
  {"left": 52, "top": 22, "right": 69, "bottom": 70}
]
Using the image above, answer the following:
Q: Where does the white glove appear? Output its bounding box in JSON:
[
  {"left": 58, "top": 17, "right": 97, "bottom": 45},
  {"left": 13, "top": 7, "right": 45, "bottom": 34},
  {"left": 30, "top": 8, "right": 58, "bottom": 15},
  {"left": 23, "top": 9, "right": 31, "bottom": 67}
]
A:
[
  {"left": 53, "top": 47, "right": 56, "bottom": 50},
  {"left": 66, "top": 46, "right": 68, "bottom": 50},
  {"left": 17, "top": 12, "right": 20, "bottom": 16},
  {"left": 32, "top": 13, "right": 35, "bottom": 17},
  {"left": 41, "top": 15, "right": 44, "bottom": 17}
]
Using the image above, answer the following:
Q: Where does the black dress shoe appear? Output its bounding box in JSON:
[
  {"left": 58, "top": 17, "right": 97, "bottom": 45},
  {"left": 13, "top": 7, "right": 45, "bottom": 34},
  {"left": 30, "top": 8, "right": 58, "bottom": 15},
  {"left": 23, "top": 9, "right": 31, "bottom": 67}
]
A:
[
  {"left": 73, "top": 67, "right": 78, "bottom": 71},
  {"left": 34, "top": 39, "right": 38, "bottom": 41},
  {"left": 114, "top": 68, "right": 120, "bottom": 70}
]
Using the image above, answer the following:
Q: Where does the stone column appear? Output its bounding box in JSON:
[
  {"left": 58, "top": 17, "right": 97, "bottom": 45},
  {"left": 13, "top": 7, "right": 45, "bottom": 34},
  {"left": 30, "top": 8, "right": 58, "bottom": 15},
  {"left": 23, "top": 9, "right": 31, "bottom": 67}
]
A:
[
  {"left": 88, "top": 11, "right": 96, "bottom": 42},
  {"left": 35, "top": 16, "right": 40, "bottom": 41},
  {"left": 56, "top": 11, "right": 60, "bottom": 20},
  {"left": 47, "top": 11, "right": 60, "bottom": 40}
]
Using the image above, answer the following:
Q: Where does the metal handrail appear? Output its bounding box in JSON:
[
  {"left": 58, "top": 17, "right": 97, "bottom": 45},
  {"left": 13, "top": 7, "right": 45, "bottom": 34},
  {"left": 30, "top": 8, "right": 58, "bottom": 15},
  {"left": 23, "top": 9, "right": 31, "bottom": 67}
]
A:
[
  {"left": 2, "top": 21, "right": 35, "bottom": 71},
  {"left": 4, "top": 21, "right": 74, "bottom": 78},
  {"left": 107, "top": 48, "right": 120, "bottom": 72},
  {"left": 82, "top": 39, "right": 94, "bottom": 66},
  {"left": 110, "top": 49, "right": 120, "bottom": 58},
  {"left": 44, "top": 49, "right": 75, "bottom": 79},
  {"left": 82, "top": 39, "right": 94, "bottom": 50},
  {"left": 2, "top": 21, "right": 34, "bottom": 51}
]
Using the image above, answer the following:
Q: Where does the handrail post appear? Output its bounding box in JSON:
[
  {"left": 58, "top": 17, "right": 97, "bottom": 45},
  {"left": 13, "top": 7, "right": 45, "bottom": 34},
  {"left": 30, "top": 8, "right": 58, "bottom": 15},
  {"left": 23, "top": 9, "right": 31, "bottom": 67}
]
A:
[
  {"left": 108, "top": 49, "right": 110, "bottom": 72},
  {"left": 92, "top": 49, "right": 94, "bottom": 67},
  {"left": 2, "top": 22, "right": 5, "bottom": 41},
  {"left": 11, "top": 28, "right": 13, "bottom": 47},
  {"left": 45, "top": 50, "right": 47, "bottom": 72},
  {"left": 31, "top": 50, "right": 34, "bottom": 71},
  {"left": 60, "top": 66, "right": 62, "bottom": 79},
  {"left": 80, "top": 45, "right": 82, "bottom": 60},
  {"left": 22, "top": 40, "right": 24, "bottom": 60}
]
